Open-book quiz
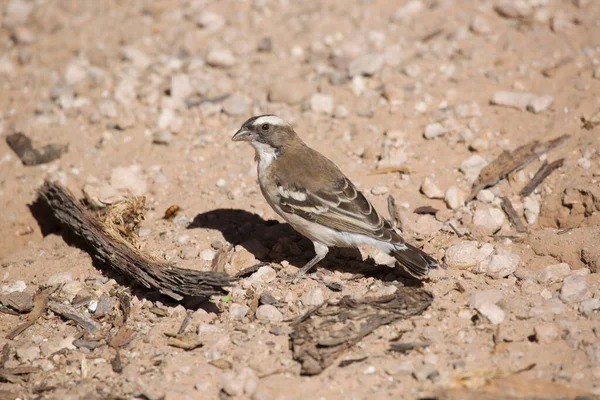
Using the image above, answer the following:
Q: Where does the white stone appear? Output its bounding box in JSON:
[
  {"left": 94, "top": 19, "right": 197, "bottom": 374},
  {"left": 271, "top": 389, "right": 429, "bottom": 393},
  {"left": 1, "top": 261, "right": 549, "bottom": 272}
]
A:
[
  {"left": 391, "top": 0, "right": 424, "bottom": 22},
  {"left": 476, "top": 189, "right": 495, "bottom": 203},
  {"left": 222, "top": 93, "right": 247, "bottom": 116},
  {"left": 370, "top": 186, "right": 389, "bottom": 196},
  {"left": 16, "top": 346, "right": 40, "bottom": 363},
  {"left": 460, "top": 155, "right": 488, "bottom": 182},
  {"left": 200, "top": 249, "right": 215, "bottom": 261},
  {"left": 171, "top": 73, "right": 193, "bottom": 108},
  {"left": 195, "top": 11, "right": 225, "bottom": 32},
  {"left": 61, "top": 281, "right": 84, "bottom": 302},
  {"left": 534, "top": 323, "right": 559, "bottom": 344},
  {"left": 490, "top": 91, "right": 553, "bottom": 114},
  {"left": 526, "top": 95, "right": 553, "bottom": 114},
  {"left": 474, "top": 249, "right": 520, "bottom": 279},
  {"left": 206, "top": 48, "right": 236, "bottom": 68},
  {"left": 1, "top": 280, "right": 26, "bottom": 294},
  {"left": 454, "top": 102, "right": 481, "bottom": 118},
  {"left": 249, "top": 266, "right": 277, "bottom": 285},
  {"left": 221, "top": 367, "right": 258, "bottom": 396},
  {"left": 229, "top": 303, "right": 249, "bottom": 320},
  {"left": 473, "top": 206, "right": 505, "bottom": 234},
  {"left": 444, "top": 241, "right": 489, "bottom": 269},
  {"left": 255, "top": 304, "right": 283, "bottom": 322},
  {"left": 421, "top": 177, "right": 444, "bottom": 199},
  {"left": 577, "top": 158, "right": 591, "bottom": 169},
  {"left": 579, "top": 298, "right": 600, "bottom": 315},
  {"left": 310, "top": 93, "right": 334, "bottom": 115},
  {"left": 523, "top": 196, "right": 540, "bottom": 224},
  {"left": 48, "top": 271, "right": 73, "bottom": 285},
  {"left": 559, "top": 274, "right": 590, "bottom": 303},
  {"left": 445, "top": 186, "right": 466, "bottom": 210},
  {"left": 348, "top": 54, "right": 384, "bottom": 77},
  {"left": 470, "top": 289, "right": 503, "bottom": 309},
  {"left": 476, "top": 302, "right": 505, "bottom": 325},
  {"left": 302, "top": 287, "right": 325, "bottom": 306},
  {"left": 110, "top": 164, "right": 147, "bottom": 196},
  {"left": 423, "top": 123, "right": 447, "bottom": 140},
  {"left": 537, "top": 263, "right": 571, "bottom": 284}
]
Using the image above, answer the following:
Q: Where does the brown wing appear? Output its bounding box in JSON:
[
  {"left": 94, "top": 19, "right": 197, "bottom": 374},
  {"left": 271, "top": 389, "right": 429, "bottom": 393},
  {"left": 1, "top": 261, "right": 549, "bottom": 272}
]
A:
[{"left": 276, "top": 175, "right": 404, "bottom": 244}]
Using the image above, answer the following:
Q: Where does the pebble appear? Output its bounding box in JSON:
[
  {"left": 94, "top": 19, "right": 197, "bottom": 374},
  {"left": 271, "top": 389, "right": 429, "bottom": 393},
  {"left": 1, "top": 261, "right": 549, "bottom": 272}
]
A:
[
  {"left": 579, "top": 298, "right": 600, "bottom": 315},
  {"left": 391, "top": 0, "right": 424, "bottom": 22},
  {"left": 423, "top": 123, "right": 447, "bottom": 140},
  {"left": 469, "top": 138, "right": 489, "bottom": 153},
  {"left": 61, "top": 281, "right": 84, "bottom": 302},
  {"left": 255, "top": 304, "right": 283, "bottom": 322},
  {"left": 474, "top": 248, "right": 520, "bottom": 279},
  {"left": 181, "top": 247, "right": 199, "bottom": 260},
  {"left": 473, "top": 206, "right": 505, "bottom": 234},
  {"left": 460, "top": 155, "right": 488, "bottom": 182},
  {"left": 206, "top": 48, "right": 237, "bottom": 68},
  {"left": 494, "top": 0, "right": 533, "bottom": 19},
  {"left": 170, "top": 73, "right": 193, "bottom": 108},
  {"left": 454, "top": 102, "right": 481, "bottom": 118},
  {"left": 153, "top": 130, "right": 174, "bottom": 145},
  {"left": 268, "top": 81, "right": 310, "bottom": 105},
  {"left": 470, "top": 16, "right": 492, "bottom": 35},
  {"left": 310, "top": 93, "right": 334, "bottom": 115},
  {"left": 348, "top": 54, "right": 384, "bottom": 77},
  {"left": 534, "top": 322, "right": 559, "bottom": 344},
  {"left": 110, "top": 164, "right": 147, "bottom": 196},
  {"left": 445, "top": 186, "right": 466, "bottom": 210},
  {"left": 476, "top": 302, "right": 505, "bottom": 325},
  {"left": 229, "top": 303, "right": 249, "bottom": 320},
  {"left": 1, "top": 291, "right": 33, "bottom": 312},
  {"left": 470, "top": 289, "right": 503, "bottom": 309},
  {"left": 222, "top": 93, "right": 247, "bottom": 116},
  {"left": 370, "top": 186, "right": 389, "bottom": 196},
  {"left": 334, "top": 105, "right": 349, "bottom": 119},
  {"left": 195, "top": 11, "right": 225, "bottom": 32},
  {"left": 577, "top": 158, "right": 591, "bottom": 170},
  {"left": 16, "top": 346, "right": 41, "bottom": 363},
  {"left": 230, "top": 246, "right": 258, "bottom": 271},
  {"left": 444, "top": 241, "right": 492, "bottom": 269},
  {"left": 48, "top": 271, "right": 73, "bottom": 285},
  {"left": 522, "top": 196, "right": 540, "bottom": 224},
  {"left": 121, "top": 46, "right": 151, "bottom": 70},
  {"left": 476, "top": 189, "right": 495, "bottom": 203},
  {"left": 1, "top": 280, "right": 26, "bottom": 294},
  {"left": 221, "top": 367, "right": 258, "bottom": 396},
  {"left": 249, "top": 266, "right": 277, "bottom": 285},
  {"left": 3, "top": 0, "right": 34, "bottom": 27},
  {"left": 490, "top": 91, "right": 553, "bottom": 114},
  {"left": 559, "top": 274, "right": 590, "bottom": 303},
  {"left": 421, "top": 177, "right": 444, "bottom": 199},
  {"left": 537, "top": 263, "right": 571, "bottom": 284},
  {"left": 302, "top": 287, "right": 324, "bottom": 306},
  {"left": 200, "top": 249, "right": 216, "bottom": 262}
]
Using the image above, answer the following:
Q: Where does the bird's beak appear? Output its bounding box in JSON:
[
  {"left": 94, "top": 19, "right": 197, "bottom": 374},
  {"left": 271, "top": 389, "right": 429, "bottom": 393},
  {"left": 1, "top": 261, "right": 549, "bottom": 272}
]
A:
[{"left": 232, "top": 127, "right": 252, "bottom": 142}]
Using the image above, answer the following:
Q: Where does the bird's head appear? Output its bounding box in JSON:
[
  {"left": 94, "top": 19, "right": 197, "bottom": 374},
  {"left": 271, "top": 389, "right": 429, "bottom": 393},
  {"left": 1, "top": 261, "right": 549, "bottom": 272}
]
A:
[{"left": 232, "top": 115, "right": 299, "bottom": 153}]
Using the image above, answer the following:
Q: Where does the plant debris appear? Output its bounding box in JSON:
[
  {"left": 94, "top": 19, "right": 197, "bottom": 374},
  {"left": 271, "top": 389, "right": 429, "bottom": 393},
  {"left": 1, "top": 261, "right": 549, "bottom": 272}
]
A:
[
  {"left": 36, "top": 180, "right": 235, "bottom": 301},
  {"left": 290, "top": 288, "right": 433, "bottom": 375},
  {"left": 519, "top": 159, "right": 564, "bottom": 198},
  {"left": 6, "top": 132, "right": 68, "bottom": 166},
  {"left": 499, "top": 197, "right": 527, "bottom": 233},
  {"left": 5, "top": 287, "right": 52, "bottom": 340},
  {"left": 467, "top": 135, "right": 570, "bottom": 202}
]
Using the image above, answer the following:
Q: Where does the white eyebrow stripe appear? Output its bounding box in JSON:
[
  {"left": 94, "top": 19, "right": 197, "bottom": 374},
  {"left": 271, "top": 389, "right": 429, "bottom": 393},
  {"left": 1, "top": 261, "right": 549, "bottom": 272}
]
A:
[{"left": 253, "top": 115, "right": 289, "bottom": 127}]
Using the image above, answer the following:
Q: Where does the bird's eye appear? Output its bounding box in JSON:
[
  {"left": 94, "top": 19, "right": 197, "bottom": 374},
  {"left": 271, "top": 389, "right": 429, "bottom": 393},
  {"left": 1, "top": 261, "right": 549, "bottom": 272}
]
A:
[{"left": 261, "top": 124, "right": 269, "bottom": 131}]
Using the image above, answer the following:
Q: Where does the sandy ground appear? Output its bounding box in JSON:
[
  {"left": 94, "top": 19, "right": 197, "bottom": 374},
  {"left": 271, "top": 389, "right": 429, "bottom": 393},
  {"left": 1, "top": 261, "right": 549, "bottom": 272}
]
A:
[{"left": 1, "top": 0, "right": 600, "bottom": 399}]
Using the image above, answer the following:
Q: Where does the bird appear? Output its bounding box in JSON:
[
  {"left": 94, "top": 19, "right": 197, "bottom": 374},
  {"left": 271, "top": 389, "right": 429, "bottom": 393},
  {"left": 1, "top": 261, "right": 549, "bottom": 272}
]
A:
[{"left": 232, "top": 114, "right": 438, "bottom": 282}]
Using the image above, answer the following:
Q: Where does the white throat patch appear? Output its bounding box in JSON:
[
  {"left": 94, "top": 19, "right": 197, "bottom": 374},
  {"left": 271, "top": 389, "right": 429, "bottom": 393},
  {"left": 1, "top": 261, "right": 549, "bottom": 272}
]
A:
[
  {"left": 253, "top": 115, "right": 289, "bottom": 128},
  {"left": 252, "top": 141, "right": 279, "bottom": 177}
]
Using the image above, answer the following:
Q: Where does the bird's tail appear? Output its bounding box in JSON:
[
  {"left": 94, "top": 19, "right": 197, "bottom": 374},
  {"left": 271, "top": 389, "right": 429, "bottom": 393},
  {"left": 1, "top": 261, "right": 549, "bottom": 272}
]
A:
[{"left": 389, "top": 243, "right": 438, "bottom": 280}]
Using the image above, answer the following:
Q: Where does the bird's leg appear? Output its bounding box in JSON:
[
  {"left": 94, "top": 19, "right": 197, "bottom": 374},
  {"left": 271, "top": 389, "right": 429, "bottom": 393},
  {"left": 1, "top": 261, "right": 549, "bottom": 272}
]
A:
[{"left": 289, "top": 242, "right": 329, "bottom": 283}]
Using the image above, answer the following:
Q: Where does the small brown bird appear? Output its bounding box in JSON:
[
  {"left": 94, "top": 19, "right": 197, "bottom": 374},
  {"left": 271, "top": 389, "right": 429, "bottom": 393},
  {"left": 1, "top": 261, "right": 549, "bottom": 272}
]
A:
[{"left": 232, "top": 115, "right": 438, "bottom": 282}]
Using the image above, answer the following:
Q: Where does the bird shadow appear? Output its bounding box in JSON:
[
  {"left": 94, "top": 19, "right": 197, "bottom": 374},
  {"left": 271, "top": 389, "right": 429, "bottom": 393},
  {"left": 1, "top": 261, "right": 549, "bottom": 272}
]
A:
[{"left": 187, "top": 208, "right": 421, "bottom": 286}]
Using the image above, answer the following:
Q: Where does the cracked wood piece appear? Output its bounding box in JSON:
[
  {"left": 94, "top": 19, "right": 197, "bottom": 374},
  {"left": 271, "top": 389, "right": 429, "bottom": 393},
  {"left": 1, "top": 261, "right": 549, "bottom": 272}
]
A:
[{"left": 37, "top": 180, "right": 235, "bottom": 301}]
